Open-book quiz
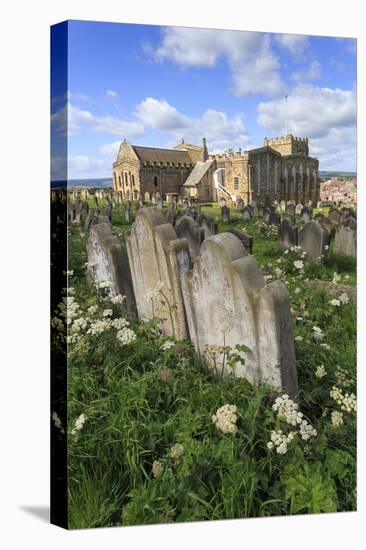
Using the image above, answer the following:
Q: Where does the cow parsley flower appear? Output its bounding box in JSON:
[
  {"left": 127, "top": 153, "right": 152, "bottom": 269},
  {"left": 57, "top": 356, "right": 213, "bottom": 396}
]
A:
[
  {"left": 212, "top": 404, "right": 238, "bottom": 434},
  {"left": 111, "top": 317, "right": 129, "bottom": 329},
  {"left": 294, "top": 260, "right": 304, "bottom": 270},
  {"left": 339, "top": 293, "right": 350, "bottom": 305},
  {"left": 315, "top": 365, "right": 326, "bottom": 378},
  {"left": 152, "top": 459, "right": 163, "bottom": 478},
  {"left": 88, "top": 305, "right": 98, "bottom": 315},
  {"left": 268, "top": 430, "right": 296, "bottom": 454},
  {"left": 169, "top": 443, "right": 184, "bottom": 462},
  {"left": 294, "top": 335, "right": 303, "bottom": 342},
  {"left": 117, "top": 326, "right": 136, "bottom": 346},
  {"left": 330, "top": 298, "right": 341, "bottom": 307},
  {"left": 160, "top": 340, "right": 176, "bottom": 351},
  {"left": 312, "top": 326, "right": 325, "bottom": 340},
  {"left": 102, "top": 309, "right": 113, "bottom": 317},
  {"left": 330, "top": 386, "right": 356, "bottom": 413},
  {"left": 110, "top": 294, "right": 126, "bottom": 305},
  {"left": 331, "top": 410, "right": 344, "bottom": 428}
]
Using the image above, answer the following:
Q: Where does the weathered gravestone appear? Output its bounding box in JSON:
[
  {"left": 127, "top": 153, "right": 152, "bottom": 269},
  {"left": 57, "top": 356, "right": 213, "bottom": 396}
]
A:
[
  {"left": 166, "top": 201, "right": 175, "bottom": 225},
  {"left": 295, "top": 203, "right": 303, "bottom": 215},
  {"left": 219, "top": 198, "right": 227, "bottom": 207},
  {"left": 286, "top": 203, "right": 296, "bottom": 217},
  {"left": 181, "top": 233, "right": 298, "bottom": 397},
  {"left": 236, "top": 198, "right": 244, "bottom": 209},
  {"left": 278, "top": 218, "right": 298, "bottom": 249},
  {"left": 263, "top": 208, "right": 271, "bottom": 224},
  {"left": 328, "top": 209, "right": 341, "bottom": 226},
  {"left": 298, "top": 220, "right": 329, "bottom": 263},
  {"left": 269, "top": 211, "right": 280, "bottom": 226},
  {"left": 126, "top": 207, "right": 190, "bottom": 339},
  {"left": 221, "top": 205, "right": 230, "bottom": 224},
  {"left": 86, "top": 222, "right": 136, "bottom": 318},
  {"left": 280, "top": 200, "right": 286, "bottom": 213},
  {"left": 300, "top": 205, "right": 313, "bottom": 223},
  {"left": 124, "top": 204, "right": 132, "bottom": 224},
  {"left": 197, "top": 213, "right": 218, "bottom": 240},
  {"left": 333, "top": 222, "right": 357, "bottom": 258},
  {"left": 242, "top": 206, "right": 253, "bottom": 221},
  {"left": 175, "top": 215, "right": 205, "bottom": 259},
  {"left": 156, "top": 197, "right": 163, "bottom": 210},
  {"left": 227, "top": 227, "right": 253, "bottom": 254}
]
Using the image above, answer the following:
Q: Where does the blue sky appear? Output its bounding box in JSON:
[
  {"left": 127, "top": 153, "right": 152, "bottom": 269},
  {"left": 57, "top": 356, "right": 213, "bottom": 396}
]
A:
[{"left": 51, "top": 20, "right": 357, "bottom": 179}]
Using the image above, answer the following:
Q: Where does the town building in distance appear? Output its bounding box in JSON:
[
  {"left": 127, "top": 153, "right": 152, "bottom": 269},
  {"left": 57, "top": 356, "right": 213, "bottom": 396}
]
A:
[
  {"left": 113, "top": 133, "right": 320, "bottom": 205},
  {"left": 320, "top": 176, "right": 357, "bottom": 205}
]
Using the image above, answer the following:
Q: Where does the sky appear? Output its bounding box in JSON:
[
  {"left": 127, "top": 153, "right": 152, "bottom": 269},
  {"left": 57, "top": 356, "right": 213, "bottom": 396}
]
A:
[{"left": 51, "top": 20, "right": 357, "bottom": 180}]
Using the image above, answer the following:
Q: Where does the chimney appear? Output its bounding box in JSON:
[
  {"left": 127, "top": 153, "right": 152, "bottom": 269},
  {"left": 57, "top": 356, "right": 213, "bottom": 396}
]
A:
[{"left": 202, "top": 137, "right": 208, "bottom": 161}]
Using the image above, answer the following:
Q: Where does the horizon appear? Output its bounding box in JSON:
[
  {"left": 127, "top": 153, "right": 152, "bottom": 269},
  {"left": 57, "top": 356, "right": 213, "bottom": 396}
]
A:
[{"left": 51, "top": 21, "right": 357, "bottom": 180}]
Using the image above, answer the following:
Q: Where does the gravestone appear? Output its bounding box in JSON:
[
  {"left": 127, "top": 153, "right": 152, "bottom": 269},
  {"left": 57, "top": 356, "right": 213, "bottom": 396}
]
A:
[
  {"left": 177, "top": 196, "right": 183, "bottom": 206},
  {"left": 328, "top": 209, "right": 341, "bottom": 226},
  {"left": 219, "top": 198, "right": 226, "bottom": 207},
  {"left": 263, "top": 208, "right": 271, "bottom": 224},
  {"left": 221, "top": 205, "right": 230, "bottom": 224},
  {"left": 86, "top": 222, "right": 136, "bottom": 318},
  {"left": 124, "top": 204, "right": 132, "bottom": 224},
  {"left": 157, "top": 197, "right": 163, "bottom": 210},
  {"left": 278, "top": 218, "right": 298, "bottom": 249},
  {"left": 280, "top": 200, "right": 286, "bottom": 213},
  {"left": 227, "top": 227, "right": 253, "bottom": 254},
  {"left": 126, "top": 207, "right": 190, "bottom": 339},
  {"left": 175, "top": 216, "right": 205, "bottom": 259},
  {"left": 295, "top": 203, "right": 303, "bottom": 215},
  {"left": 166, "top": 201, "right": 176, "bottom": 225},
  {"left": 333, "top": 222, "right": 356, "bottom": 258},
  {"left": 298, "top": 220, "right": 329, "bottom": 263},
  {"left": 269, "top": 212, "right": 280, "bottom": 226},
  {"left": 286, "top": 203, "right": 296, "bottom": 217},
  {"left": 300, "top": 205, "right": 313, "bottom": 223},
  {"left": 236, "top": 198, "right": 244, "bottom": 209},
  {"left": 242, "top": 206, "right": 253, "bottom": 221},
  {"left": 181, "top": 233, "right": 298, "bottom": 397},
  {"left": 197, "top": 213, "right": 218, "bottom": 240}
]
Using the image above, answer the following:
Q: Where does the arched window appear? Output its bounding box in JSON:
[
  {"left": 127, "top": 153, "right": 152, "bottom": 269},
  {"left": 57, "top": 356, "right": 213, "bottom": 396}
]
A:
[
  {"left": 125, "top": 173, "right": 128, "bottom": 187},
  {"left": 154, "top": 176, "right": 158, "bottom": 187},
  {"left": 132, "top": 174, "right": 135, "bottom": 187},
  {"left": 118, "top": 175, "right": 122, "bottom": 188}
]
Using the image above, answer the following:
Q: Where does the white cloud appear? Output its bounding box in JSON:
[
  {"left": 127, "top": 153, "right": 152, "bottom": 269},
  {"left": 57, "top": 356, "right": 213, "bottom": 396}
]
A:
[
  {"left": 257, "top": 84, "right": 356, "bottom": 138},
  {"left": 106, "top": 89, "right": 118, "bottom": 98},
  {"left": 291, "top": 61, "right": 322, "bottom": 82},
  {"left": 51, "top": 102, "right": 144, "bottom": 138},
  {"left": 136, "top": 97, "right": 191, "bottom": 130},
  {"left": 67, "top": 155, "right": 111, "bottom": 179},
  {"left": 99, "top": 141, "right": 121, "bottom": 157},
  {"left": 257, "top": 84, "right": 356, "bottom": 170},
  {"left": 150, "top": 27, "right": 285, "bottom": 97},
  {"left": 274, "top": 34, "right": 309, "bottom": 61},
  {"left": 134, "top": 97, "right": 250, "bottom": 151}
]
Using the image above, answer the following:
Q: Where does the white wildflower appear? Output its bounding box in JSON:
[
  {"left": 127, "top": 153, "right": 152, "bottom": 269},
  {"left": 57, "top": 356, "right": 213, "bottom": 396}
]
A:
[
  {"left": 212, "top": 404, "right": 238, "bottom": 434},
  {"left": 87, "top": 305, "right": 98, "bottom": 315},
  {"left": 71, "top": 413, "right": 87, "bottom": 436},
  {"left": 160, "top": 340, "right": 176, "bottom": 351},
  {"left": 331, "top": 410, "right": 344, "bottom": 428},
  {"left": 294, "top": 260, "right": 304, "bottom": 270},
  {"left": 169, "top": 443, "right": 184, "bottom": 462},
  {"left": 339, "top": 293, "right": 350, "bottom": 305},
  {"left": 315, "top": 365, "right": 326, "bottom": 378},
  {"left": 330, "top": 298, "right": 341, "bottom": 307},
  {"left": 110, "top": 294, "right": 126, "bottom": 305},
  {"left": 152, "top": 459, "right": 163, "bottom": 478},
  {"left": 294, "top": 287, "right": 301, "bottom": 294},
  {"left": 294, "top": 335, "right": 303, "bottom": 342},
  {"left": 117, "top": 326, "right": 136, "bottom": 346},
  {"left": 102, "top": 309, "right": 113, "bottom": 317}
]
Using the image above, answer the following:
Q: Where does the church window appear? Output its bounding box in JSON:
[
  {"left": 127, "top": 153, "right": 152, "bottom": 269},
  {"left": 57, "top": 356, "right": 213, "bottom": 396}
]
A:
[{"left": 233, "top": 177, "right": 239, "bottom": 190}]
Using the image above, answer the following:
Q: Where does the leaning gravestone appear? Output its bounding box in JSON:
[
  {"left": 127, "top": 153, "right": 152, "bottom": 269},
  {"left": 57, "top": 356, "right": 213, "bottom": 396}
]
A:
[
  {"left": 166, "top": 201, "right": 175, "bottom": 225},
  {"left": 124, "top": 204, "right": 132, "bottom": 224},
  {"left": 333, "top": 222, "right": 357, "bottom": 258},
  {"left": 86, "top": 222, "right": 136, "bottom": 318},
  {"left": 298, "top": 220, "right": 329, "bottom": 263},
  {"left": 157, "top": 197, "right": 163, "bottom": 210},
  {"left": 126, "top": 207, "right": 190, "bottom": 339},
  {"left": 221, "top": 205, "right": 230, "bottom": 223},
  {"left": 175, "top": 215, "right": 205, "bottom": 259},
  {"left": 227, "top": 227, "right": 253, "bottom": 254},
  {"left": 278, "top": 218, "right": 298, "bottom": 249},
  {"left": 181, "top": 233, "right": 298, "bottom": 397}
]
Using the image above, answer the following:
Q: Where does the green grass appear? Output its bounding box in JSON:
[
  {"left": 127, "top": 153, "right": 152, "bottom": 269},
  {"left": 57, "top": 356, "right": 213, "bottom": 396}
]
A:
[{"left": 58, "top": 201, "right": 356, "bottom": 528}]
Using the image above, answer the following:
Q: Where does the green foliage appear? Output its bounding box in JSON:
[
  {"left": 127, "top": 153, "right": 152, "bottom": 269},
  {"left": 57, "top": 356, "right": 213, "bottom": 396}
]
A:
[{"left": 62, "top": 205, "right": 357, "bottom": 528}]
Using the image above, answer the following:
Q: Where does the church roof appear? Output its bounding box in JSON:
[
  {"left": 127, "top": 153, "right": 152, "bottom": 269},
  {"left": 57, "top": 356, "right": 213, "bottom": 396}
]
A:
[
  {"left": 182, "top": 159, "right": 214, "bottom": 187},
  {"left": 132, "top": 145, "right": 193, "bottom": 165}
]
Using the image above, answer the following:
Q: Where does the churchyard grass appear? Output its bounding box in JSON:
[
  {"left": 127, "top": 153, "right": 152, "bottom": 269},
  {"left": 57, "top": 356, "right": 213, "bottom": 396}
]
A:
[{"left": 61, "top": 202, "right": 356, "bottom": 528}]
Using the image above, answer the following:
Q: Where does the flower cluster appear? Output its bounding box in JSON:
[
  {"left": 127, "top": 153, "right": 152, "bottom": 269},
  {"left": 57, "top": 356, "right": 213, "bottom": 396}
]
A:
[
  {"left": 330, "top": 298, "right": 340, "bottom": 307},
  {"left": 330, "top": 386, "right": 356, "bottom": 413},
  {"left": 315, "top": 365, "right": 326, "bottom": 378},
  {"left": 144, "top": 281, "right": 165, "bottom": 303},
  {"left": 212, "top": 404, "right": 238, "bottom": 434},
  {"left": 294, "top": 260, "right": 304, "bottom": 270},
  {"left": 339, "top": 293, "right": 350, "bottom": 305},
  {"left": 116, "top": 326, "right": 137, "bottom": 346},
  {"left": 71, "top": 413, "right": 87, "bottom": 436},
  {"left": 267, "top": 430, "right": 296, "bottom": 454},
  {"left": 87, "top": 319, "right": 111, "bottom": 336},
  {"left": 312, "top": 326, "right": 325, "bottom": 341},
  {"left": 169, "top": 443, "right": 184, "bottom": 463},
  {"left": 95, "top": 280, "right": 112, "bottom": 290},
  {"left": 152, "top": 459, "right": 163, "bottom": 478},
  {"left": 335, "top": 366, "right": 352, "bottom": 389},
  {"left": 269, "top": 394, "right": 317, "bottom": 452},
  {"left": 110, "top": 294, "right": 126, "bottom": 305},
  {"left": 331, "top": 410, "right": 344, "bottom": 428},
  {"left": 160, "top": 340, "right": 176, "bottom": 351}
]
